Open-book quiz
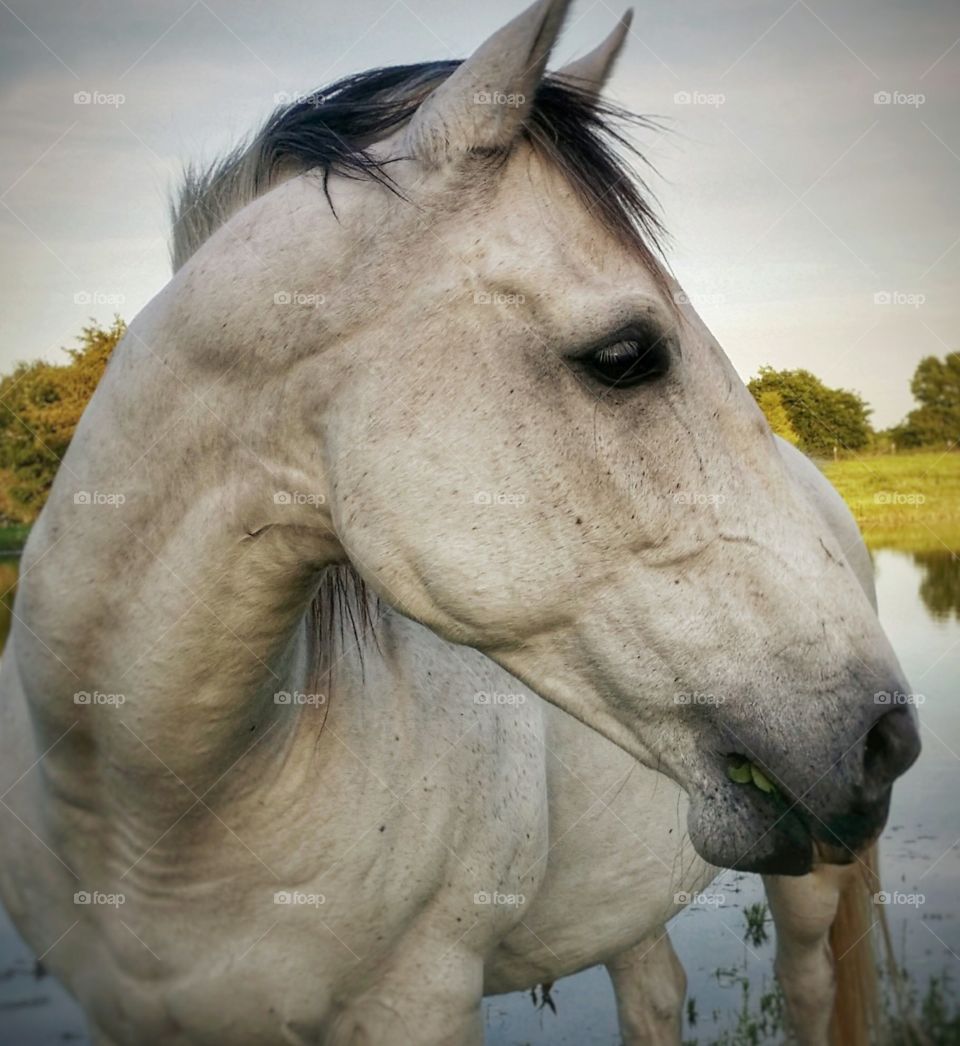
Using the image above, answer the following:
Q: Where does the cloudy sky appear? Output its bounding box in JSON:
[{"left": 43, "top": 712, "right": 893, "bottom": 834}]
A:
[{"left": 1, "top": 0, "right": 957, "bottom": 427}]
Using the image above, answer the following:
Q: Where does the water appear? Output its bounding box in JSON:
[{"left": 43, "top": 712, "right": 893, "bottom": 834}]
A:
[{"left": 1, "top": 550, "right": 957, "bottom": 1044}]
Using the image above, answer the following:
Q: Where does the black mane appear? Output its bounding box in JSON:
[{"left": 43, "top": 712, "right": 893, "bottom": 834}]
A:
[{"left": 171, "top": 61, "right": 667, "bottom": 277}]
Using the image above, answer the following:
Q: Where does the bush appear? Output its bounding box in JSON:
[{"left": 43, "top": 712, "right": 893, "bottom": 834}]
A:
[{"left": 0, "top": 318, "right": 124, "bottom": 521}]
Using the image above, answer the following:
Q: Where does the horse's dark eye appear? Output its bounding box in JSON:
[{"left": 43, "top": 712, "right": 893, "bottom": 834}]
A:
[{"left": 585, "top": 337, "right": 670, "bottom": 388}]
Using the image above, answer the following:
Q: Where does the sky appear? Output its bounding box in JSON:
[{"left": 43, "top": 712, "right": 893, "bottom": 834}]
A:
[{"left": 0, "top": 0, "right": 958, "bottom": 428}]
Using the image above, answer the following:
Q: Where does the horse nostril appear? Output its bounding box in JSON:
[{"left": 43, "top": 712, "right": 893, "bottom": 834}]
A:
[{"left": 864, "top": 707, "right": 921, "bottom": 790}]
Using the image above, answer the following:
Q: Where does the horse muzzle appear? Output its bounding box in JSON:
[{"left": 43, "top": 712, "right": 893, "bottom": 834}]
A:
[{"left": 686, "top": 703, "right": 920, "bottom": 876}]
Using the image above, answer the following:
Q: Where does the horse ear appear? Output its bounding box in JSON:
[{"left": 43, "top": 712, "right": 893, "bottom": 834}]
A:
[
  {"left": 554, "top": 9, "right": 633, "bottom": 99},
  {"left": 403, "top": 0, "right": 572, "bottom": 169}
]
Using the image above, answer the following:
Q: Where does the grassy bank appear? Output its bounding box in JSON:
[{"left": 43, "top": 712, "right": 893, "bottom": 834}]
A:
[
  {"left": 821, "top": 451, "right": 960, "bottom": 552},
  {"left": 0, "top": 523, "right": 29, "bottom": 553}
]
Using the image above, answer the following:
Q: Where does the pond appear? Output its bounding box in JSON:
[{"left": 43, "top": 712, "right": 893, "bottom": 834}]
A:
[{"left": 1, "top": 548, "right": 957, "bottom": 1043}]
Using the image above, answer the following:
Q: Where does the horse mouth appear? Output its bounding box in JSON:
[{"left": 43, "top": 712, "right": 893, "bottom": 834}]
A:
[
  {"left": 686, "top": 753, "right": 890, "bottom": 876},
  {"left": 687, "top": 776, "right": 814, "bottom": 875}
]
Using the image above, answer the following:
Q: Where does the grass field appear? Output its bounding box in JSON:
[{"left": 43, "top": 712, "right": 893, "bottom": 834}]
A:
[{"left": 821, "top": 451, "right": 960, "bottom": 552}]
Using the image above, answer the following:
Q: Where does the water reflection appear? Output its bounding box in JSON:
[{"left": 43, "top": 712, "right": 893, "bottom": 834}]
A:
[{"left": 913, "top": 549, "right": 960, "bottom": 622}]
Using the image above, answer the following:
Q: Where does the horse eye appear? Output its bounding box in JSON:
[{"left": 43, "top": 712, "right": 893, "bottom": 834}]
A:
[{"left": 585, "top": 337, "right": 670, "bottom": 389}]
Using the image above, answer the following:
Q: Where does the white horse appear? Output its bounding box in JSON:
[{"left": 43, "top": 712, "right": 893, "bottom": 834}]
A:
[{"left": 0, "top": 2, "right": 919, "bottom": 1044}]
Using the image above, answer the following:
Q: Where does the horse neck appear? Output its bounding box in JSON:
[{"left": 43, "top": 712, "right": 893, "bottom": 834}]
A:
[{"left": 15, "top": 290, "right": 341, "bottom": 773}]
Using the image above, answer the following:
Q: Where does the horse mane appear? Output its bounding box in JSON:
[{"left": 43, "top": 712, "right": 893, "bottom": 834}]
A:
[
  {"left": 170, "top": 62, "right": 669, "bottom": 665},
  {"left": 307, "top": 565, "right": 381, "bottom": 679},
  {"left": 169, "top": 61, "right": 667, "bottom": 275}
]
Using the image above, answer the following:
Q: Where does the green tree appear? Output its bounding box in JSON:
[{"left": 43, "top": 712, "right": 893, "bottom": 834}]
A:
[
  {"left": 747, "top": 367, "right": 872, "bottom": 457},
  {"left": 0, "top": 317, "right": 124, "bottom": 520},
  {"left": 894, "top": 353, "right": 960, "bottom": 448},
  {"left": 754, "top": 389, "right": 800, "bottom": 445}
]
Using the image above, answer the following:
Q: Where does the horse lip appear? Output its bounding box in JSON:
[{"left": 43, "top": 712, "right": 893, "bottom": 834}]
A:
[
  {"left": 687, "top": 747, "right": 892, "bottom": 875},
  {"left": 734, "top": 805, "right": 814, "bottom": 875},
  {"left": 687, "top": 777, "right": 816, "bottom": 875}
]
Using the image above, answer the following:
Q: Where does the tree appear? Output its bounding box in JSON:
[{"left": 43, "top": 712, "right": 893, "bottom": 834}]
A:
[
  {"left": 747, "top": 367, "right": 872, "bottom": 457},
  {"left": 0, "top": 318, "right": 124, "bottom": 520},
  {"left": 754, "top": 389, "right": 800, "bottom": 445},
  {"left": 893, "top": 353, "right": 960, "bottom": 449}
]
